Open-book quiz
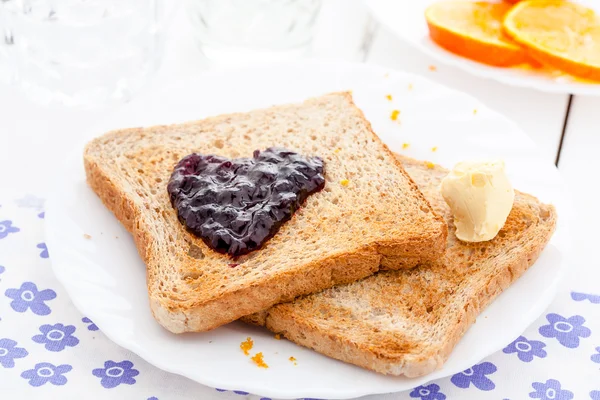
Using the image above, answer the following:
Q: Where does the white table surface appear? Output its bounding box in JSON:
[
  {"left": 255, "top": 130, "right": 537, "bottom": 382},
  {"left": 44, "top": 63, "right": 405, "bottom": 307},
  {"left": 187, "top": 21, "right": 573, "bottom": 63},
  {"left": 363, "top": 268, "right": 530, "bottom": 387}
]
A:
[{"left": 1, "top": 0, "right": 599, "bottom": 397}]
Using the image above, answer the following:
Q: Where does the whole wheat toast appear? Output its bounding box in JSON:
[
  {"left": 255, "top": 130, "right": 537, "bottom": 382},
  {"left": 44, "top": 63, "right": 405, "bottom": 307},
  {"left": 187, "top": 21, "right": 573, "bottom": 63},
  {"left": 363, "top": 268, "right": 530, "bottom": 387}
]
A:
[
  {"left": 84, "top": 92, "right": 447, "bottom": 333},
  {"left": 243, "top": 155, "right": 557, "bottom": 376}
]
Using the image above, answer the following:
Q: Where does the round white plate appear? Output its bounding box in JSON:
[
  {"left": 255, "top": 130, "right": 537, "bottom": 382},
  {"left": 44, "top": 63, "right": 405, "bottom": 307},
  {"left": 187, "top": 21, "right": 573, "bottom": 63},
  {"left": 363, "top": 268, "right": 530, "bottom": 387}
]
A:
[
  {"left": 364, "top": 0, "right": 600, "bottom": 95},
  {"left": 45, "top": 61, "right": 570, "bottom": 399}
]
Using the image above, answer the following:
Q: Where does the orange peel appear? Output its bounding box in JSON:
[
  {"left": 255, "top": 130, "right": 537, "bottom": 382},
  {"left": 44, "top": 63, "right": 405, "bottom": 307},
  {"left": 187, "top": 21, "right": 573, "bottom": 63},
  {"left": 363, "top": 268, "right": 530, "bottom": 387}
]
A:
[
  {"left": 504, "top": 0, "right": 600, "bottom": 81},
  {"left": 426, "top": 1, "right": 529, "bottom": 67}
]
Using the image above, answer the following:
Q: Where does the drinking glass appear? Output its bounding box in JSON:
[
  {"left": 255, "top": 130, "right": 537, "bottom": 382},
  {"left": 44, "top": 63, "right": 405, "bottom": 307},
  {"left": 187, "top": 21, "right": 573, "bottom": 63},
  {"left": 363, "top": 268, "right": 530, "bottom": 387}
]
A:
[
  {"left": 1, "top": 0, "right": 169, "bottom": 107},
  {"left": 0, "top": 4, "right": 16, "bottom": 84},
  {"left": 188, "top": 0, "right": 322, "bottom": 65}
]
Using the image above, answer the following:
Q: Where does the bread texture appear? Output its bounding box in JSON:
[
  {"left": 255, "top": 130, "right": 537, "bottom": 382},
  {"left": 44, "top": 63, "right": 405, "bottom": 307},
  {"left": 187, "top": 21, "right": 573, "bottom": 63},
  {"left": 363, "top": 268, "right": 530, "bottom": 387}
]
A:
[
  {"left": 242, "top": 155, "right": 557, "bottom": 376},
  {"left": 84, "top": 92, "right": 447, "bottom": 333}
]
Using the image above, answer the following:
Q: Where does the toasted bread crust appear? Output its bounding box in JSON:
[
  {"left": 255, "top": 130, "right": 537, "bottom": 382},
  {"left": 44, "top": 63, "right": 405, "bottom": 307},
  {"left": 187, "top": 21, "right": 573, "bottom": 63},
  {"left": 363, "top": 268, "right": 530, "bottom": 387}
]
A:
[
  {"left": 84, "top": 93, "right": 447, "bottom": 332},
  {"left": 242, "top": 156, "right": 557, "bottom": 376}
]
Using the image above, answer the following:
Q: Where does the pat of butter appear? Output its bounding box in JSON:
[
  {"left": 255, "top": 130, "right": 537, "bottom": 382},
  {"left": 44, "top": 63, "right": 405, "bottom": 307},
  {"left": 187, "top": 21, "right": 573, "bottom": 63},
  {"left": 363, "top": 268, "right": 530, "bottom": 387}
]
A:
[{"left": 441, "top": 160, "right": 514, "bottom": 242}]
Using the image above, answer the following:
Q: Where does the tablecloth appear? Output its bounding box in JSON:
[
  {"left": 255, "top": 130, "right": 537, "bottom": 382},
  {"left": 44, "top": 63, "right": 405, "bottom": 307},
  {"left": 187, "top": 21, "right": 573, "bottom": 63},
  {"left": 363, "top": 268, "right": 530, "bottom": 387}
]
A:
[{"left": 1, "top": 193, "right": 599, "bottom": 400}]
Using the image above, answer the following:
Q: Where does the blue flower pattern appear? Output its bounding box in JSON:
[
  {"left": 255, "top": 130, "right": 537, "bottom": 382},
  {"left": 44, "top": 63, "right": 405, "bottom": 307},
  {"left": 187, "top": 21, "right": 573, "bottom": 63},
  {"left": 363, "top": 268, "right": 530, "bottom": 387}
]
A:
[
  {"left": 21, "top": 362, "right": 72, "bottom": 387},
  {"left": 0, "top": 198, "right": 599, "bottom": 398},
  {"left": 0, "top": 220, "right": 19, "bottom": 239},
  {"left": 410, "top": 383, "right": 446, "bottom": 399},
  {"left": 15, "top": 194, "right": 45, "bottom": 209},
  {"left": 82, "top": 316, "right": 99, "bottom": 331},
  {"left": 539, "top": 313, "right": 591, "bottom": 348},
  {"left": 5, "top": 282, "right": 56, "bottom": 315},
  {"left": 0, "top": 338, "right": 28, "bottom": 368},
  {"left": 36, "top": 242, "right": 49, "bottom": 258},
  {"left": 93, "top": 360, "right": 139, "bottom": 388},
  {"left": 571, "top": 291, "right": 600, "bottom": 304},
  {"left": 503, "top": 336, "right": 547, "bottom": 362},
  {"left": 529, "top": 379, "right": 573, "bottom": 400},
  {"left": 450, "top": 362, "right": 497, "bottom": 391},
  {"left": 32, "top": 323, "right": 79, "bottom": 352},
  {"left": 592, "top": 346, "right": 600, "bottom": 364}
]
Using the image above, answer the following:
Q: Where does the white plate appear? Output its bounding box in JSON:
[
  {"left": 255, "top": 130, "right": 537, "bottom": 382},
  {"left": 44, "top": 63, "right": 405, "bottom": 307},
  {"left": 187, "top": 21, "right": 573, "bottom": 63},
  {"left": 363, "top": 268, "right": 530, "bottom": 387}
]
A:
[
  {"left": 364, "top": 0, "right": 600, "bottom": 96},
  {"left": 45, "top": 61, "right": 570, "bottom": 399}
]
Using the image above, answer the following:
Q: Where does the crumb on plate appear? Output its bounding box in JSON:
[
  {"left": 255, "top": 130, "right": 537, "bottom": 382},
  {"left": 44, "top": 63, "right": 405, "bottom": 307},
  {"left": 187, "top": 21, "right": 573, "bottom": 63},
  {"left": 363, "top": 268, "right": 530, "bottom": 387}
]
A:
[
  {"left": 83, "top": 234, "right": 92, "bottom": 239},
  {"left": 240, "top": 337, "right": 253, "bottom": 356},
  {"left": 289, "top": 356, "right": 297, "bottom": 366},
  {"left": 473, "top": 109, "right": 478, "bottom": 115},
  {"left": 390, "top": 109, "right": 400, "bottom": 121},
  {"left": 251, "top": 352, "right": 268, "bottom": 368},
  {"left": 386, "top": 94, "right": 392, "bottom": 101},
  {"left": 429, "top": 65, "right": 437, "bottom": 71},
  {"left": 402, "top": 143, "right": 410, "bottom": 149},
  {"left": 408, "top": 83, "right": 413, "bottom": 90},
  {"left": 431, "top": 146, "right": 438, "bottom": 152},
  {"left": 274, "top": 333, "right": 282, "bottom": 340},
  {"left": 384, "top": 72, "right": 390, "bottom": 78}
]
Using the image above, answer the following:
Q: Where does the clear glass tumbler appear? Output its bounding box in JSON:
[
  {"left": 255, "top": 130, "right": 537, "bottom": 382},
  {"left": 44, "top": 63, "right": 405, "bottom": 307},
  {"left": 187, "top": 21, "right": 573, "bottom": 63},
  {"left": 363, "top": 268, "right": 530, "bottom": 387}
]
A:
[
  {"left": 2, "top": 0, "right": 168, "bottom": 107},
  {"left": 0, "top": 4, "right": 16, "bottom": 84},
  {"left": 188, "top": 0, "right": 322, "bottom": 65}
]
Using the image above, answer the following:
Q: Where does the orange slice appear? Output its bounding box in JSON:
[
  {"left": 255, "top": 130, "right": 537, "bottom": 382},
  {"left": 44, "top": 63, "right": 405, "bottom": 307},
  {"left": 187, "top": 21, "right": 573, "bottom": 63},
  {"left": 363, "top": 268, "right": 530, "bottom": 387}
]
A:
[
  {"left": 504, "top": 0, "right": 600, "bottom": 81},
  {"left": 425, "top": 2, "right": 529, "bottom": 67}
]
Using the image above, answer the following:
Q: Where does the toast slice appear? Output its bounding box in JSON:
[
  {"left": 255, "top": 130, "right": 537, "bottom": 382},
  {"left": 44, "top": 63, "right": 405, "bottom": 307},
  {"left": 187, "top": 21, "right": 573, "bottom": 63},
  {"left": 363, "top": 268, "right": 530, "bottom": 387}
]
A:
[
  {"left": 84, "top": 92, "right": 447, "bottom": 333},
  {"left": 243, "top": 155, "right": 557, "bottom": 376}
]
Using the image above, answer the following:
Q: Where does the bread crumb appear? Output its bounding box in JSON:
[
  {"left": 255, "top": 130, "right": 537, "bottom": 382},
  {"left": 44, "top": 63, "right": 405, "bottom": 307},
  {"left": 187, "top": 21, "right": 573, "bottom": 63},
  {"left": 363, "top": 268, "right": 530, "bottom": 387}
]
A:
[
  {"left": 274, "top": 333, "right": 282, "bottom": 340},
  {"left": 402, "top": 143, "right": 410, "bottom": 149},
  {"left": 408, "top": 83, "right": 413, "bottom": 90},
  {"left": 429, "top": 65, "right": 437, "bottom": 71},
  {"left": 431, "top": 146, "right": 438, "bottom": 152},
  {"left": 340, "top": 179, "right": 349, "bottom": 187},
  {"left": 251, "top": 352, "right": 268, "bottom": 368},
  {"left": 426, "top": 161, "right": 435, "bottom": 169},
  {"left": 473, "top": 109, "right": 478, "bottom": 115},
  {"left": 384, "top": 72, "right": 390, "bottom": 78},
  {"left": 289, "top": 356, "right": 297, "bottom": 365},
  {"left": 83, "top": 234, "right": 92, "bottom": 239},
  {"left": 390, "top": 110, "right": 400, "bottom": 121},
  {"left": 385, "top": 94, "right": 392, "bottom": 101},
  {"left": 240, "top": 337, "right": 253, "bottom": 355}
]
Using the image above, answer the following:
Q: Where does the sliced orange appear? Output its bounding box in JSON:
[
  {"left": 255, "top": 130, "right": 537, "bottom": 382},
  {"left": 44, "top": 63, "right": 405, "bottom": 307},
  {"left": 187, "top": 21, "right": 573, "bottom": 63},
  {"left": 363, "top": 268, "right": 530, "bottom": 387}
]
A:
[
  {"left": 425, "top": 2, "right": 530, "bottom": 67},
  {"left": 504, "top": 0, "right": 600, "bottom": 81}
]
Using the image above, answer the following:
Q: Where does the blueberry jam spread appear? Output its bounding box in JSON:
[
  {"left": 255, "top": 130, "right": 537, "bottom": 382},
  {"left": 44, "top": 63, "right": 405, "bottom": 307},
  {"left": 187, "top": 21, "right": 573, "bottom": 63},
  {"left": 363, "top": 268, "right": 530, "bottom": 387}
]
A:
[{"left": 167, "top": 147, "right": 325, "bottom": 257}]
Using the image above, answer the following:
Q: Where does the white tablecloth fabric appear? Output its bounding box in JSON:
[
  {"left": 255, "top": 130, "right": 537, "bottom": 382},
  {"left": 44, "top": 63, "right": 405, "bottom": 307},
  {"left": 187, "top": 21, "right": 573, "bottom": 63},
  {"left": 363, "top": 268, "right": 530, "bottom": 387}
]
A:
[{"left": 1, "top": 193, "right": 599, "bottom": 400}]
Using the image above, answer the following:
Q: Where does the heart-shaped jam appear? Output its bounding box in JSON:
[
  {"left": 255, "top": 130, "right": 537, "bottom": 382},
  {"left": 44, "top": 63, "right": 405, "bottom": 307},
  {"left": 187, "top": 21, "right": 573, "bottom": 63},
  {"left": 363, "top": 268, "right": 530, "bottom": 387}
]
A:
[{"left": 167, "top": 147, "right": 325, "bottom": 256}]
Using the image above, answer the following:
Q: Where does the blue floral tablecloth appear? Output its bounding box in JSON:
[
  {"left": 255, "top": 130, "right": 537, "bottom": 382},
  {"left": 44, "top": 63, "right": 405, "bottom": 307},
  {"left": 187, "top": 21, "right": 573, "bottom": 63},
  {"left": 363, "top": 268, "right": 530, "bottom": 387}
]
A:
[{"left": 1, "top": 194, "right": 599, "bottom": 400}]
